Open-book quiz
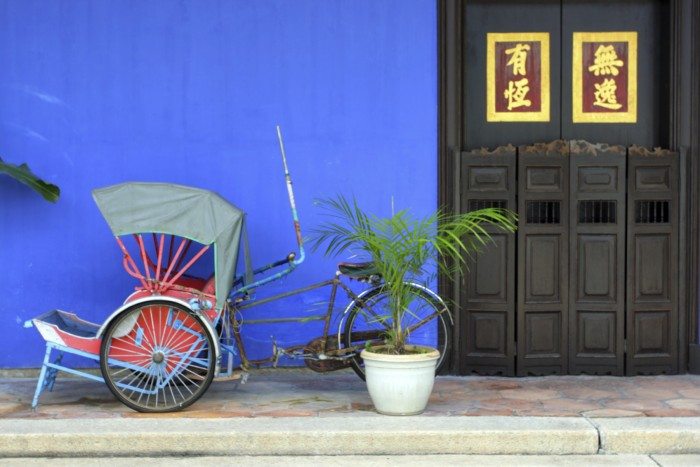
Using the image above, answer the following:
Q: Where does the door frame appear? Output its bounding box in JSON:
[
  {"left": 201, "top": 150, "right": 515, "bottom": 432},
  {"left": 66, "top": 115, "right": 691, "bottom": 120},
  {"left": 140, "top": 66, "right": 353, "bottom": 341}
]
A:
[{"left": 438, "top": 0, "right": 700, "bottom": 374}]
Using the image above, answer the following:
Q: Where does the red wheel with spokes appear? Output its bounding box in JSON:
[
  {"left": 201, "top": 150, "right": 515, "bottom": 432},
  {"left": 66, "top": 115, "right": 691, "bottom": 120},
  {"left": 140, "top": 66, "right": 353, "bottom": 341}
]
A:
[{"left": 99, "top": 300, "right": 216, "bottom": 412}]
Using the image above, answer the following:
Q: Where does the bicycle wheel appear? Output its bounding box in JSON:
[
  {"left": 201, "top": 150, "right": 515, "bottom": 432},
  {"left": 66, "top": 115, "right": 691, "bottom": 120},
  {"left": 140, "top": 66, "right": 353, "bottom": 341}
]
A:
[
  {"left": 100, "top": 300, "right": 216, "bottom": 412},
  {"left": 342, "top": 284, "right": 453, "bottom": 380}
]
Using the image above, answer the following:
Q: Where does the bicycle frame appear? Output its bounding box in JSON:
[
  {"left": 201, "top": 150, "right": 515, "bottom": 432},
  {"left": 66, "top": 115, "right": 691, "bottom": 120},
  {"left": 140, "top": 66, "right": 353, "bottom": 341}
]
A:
[
  {"left": 226, "top": 276, "right": 366, "bottom": 370},
  {"left": 213, "top": 274, "right": 451, "bottom": 380}
]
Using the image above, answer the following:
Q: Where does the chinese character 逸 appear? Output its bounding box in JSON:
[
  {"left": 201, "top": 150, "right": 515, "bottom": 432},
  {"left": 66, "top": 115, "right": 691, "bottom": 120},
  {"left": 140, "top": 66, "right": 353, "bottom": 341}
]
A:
[
  {"left": 588, "top": 44, "right": 624, "bottom": 76},
  {"left": 593, "top": 78, "right": 622, "bottom": 110},
  {"left": 505, "top": 43, "right": 530, "bottom": 76},
  {"left": 504, "top": 78, "right": 532, "bottom": 110}
]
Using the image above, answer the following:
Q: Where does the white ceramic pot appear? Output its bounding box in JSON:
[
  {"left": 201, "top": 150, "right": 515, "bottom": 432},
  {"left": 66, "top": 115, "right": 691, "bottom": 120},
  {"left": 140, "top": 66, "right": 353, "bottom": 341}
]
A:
[{"left": 360, "top": 345, "right": 440, "bottom": 415}]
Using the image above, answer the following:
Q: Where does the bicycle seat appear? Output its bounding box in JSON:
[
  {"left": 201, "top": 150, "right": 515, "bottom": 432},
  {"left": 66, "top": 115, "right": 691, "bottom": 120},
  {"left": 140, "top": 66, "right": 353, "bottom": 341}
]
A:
[{"left": 337, "top": 261, "right": 381, "bottom": 281}]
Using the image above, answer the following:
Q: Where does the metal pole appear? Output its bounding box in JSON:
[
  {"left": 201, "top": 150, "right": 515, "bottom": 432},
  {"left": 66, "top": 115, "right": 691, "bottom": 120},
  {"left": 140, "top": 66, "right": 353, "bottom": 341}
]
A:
[{"left": 276, "top": 125, "right": 305, "bottom": 265}]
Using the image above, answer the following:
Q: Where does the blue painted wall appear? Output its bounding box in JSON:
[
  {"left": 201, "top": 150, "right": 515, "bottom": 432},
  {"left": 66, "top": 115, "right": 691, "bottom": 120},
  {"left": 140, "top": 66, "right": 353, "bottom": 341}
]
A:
[{"left": 0, "top": 0, "right": 437, "bottom": 367}]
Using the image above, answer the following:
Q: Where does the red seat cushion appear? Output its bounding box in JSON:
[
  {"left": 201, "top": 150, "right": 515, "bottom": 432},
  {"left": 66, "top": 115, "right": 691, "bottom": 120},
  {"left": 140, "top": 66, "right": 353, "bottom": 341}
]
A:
[
  {"left": 172, "top": 275, "right": 207, "bottom": 291},
  {"left": 202, "top": 274, "right": 216, "bottom": 296}
]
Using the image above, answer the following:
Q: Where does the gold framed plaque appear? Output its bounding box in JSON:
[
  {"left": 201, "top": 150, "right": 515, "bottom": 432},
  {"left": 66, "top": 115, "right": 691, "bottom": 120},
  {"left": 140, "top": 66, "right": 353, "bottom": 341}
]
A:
[
  {"left": 486, "top": 32, "right": 550, "bottom": 122},
  {"left": 572, "top": 31, "right": 637, "bottom": 123}
]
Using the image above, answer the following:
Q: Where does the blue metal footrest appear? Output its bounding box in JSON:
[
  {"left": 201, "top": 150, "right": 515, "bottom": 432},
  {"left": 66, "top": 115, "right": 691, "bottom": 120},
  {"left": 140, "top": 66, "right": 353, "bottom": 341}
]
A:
[{"left": 31, "top": 342, "right": 105, "bottom": 409}]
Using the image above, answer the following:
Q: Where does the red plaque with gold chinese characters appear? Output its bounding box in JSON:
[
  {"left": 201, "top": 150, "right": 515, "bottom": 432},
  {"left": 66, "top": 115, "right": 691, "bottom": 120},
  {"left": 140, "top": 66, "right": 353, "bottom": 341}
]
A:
[
  {"left": 573, "top": 32, "right": 637, "bottom": 123},
  {"left": 487, "top": 32, "right": 550, "bottom": 122}
]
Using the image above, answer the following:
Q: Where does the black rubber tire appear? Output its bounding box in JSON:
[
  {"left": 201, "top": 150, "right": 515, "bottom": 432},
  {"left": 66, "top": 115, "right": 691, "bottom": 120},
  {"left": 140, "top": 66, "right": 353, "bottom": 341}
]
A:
[
  {"left": 99, "top": 300, "right": 216, "bottom": 413},
  {"left": 342, "top": 285, "right": 453, "bottom": 381}
]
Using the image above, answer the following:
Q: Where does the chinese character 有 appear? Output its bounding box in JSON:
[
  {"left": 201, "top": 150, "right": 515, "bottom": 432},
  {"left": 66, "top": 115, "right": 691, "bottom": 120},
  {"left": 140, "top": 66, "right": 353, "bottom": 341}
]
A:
[
  {"left": 504, "top": 78, "right": 532, "bottom": 110},
  {"left": 588, "top": 44, "right": 624, "bottom": 76},
  {"left": 593, "top": 78, "right": 622, "bottom": 110},
  {"left": 505, "top": 43, "right": 530, "bottom": 76}
]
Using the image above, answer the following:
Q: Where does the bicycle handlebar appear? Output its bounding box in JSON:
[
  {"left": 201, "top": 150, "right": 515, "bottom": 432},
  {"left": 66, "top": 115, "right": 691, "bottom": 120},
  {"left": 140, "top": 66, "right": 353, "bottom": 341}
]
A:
[{"left": 229, "top": 128, "right": 305, "bottom": 297}]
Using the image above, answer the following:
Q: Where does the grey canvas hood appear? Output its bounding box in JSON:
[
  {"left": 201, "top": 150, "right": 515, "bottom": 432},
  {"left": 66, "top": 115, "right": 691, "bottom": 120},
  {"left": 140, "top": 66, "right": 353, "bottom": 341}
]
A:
[{"left": 92, "top": 182, "right": 246, "bottom": 309}]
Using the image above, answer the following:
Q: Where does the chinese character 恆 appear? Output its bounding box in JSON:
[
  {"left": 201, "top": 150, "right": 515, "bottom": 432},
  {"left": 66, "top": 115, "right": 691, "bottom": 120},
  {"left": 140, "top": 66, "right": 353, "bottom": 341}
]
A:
[
  {"left": 593, "top": 78, "right": 622, "bottom": 110},
  {"left": 504, "top": 78, "right": 532, "bottom": 110},
  {"left": 505, "top": 43, "right": 530, "bottom": 76},
  {"left": 588, "top": 44, "right": 624, "bottom": 76}
]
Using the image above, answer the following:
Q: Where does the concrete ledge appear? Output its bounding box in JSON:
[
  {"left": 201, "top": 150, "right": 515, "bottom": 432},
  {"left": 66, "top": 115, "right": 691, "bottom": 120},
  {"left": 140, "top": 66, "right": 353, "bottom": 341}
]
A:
[
  {"left": 0, "top": 455, "right": 663, "bottom": 466},
  {"left": 0, "top": 417, "right": 599, "bottom": 457},
  {"left": 595, "top": 418, "right": 700, "bottom": 454},
  {"left": 652, "top": 454, "right": 700, "bottom": 467}
]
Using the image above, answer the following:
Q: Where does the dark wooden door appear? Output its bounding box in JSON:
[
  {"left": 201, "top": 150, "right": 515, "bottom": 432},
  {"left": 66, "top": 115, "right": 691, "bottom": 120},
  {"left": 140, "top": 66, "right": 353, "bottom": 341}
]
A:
[
  {"left": 517, "top": 141, "right": 570, "bottom": 375},
  {"left": 459, "top": 146, "right": 517, "bottom": 375},
  {"left": 569, "top": 141, "right": 627, "bottom": 375},
  {"left": 443, "top": 0, "right": 700, "bottom": 377},
  {"left": 455, "top": 0, "right": 675, "bottom": 376},
  {"left": 626, "top": 147, "right": 679, "bottom": 374}
]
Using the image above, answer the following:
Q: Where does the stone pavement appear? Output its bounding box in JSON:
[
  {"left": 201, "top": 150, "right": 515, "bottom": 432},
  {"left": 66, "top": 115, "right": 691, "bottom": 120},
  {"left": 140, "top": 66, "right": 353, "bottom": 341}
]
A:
[
  {"left": 0, "top": 369, "right": 698, "bottom": 461},
  {"left": 0, "top": 455, "right": 699, "bottom": 466},
  {"left": 1, "top": 368, "right": 699, "bottom": 419}
]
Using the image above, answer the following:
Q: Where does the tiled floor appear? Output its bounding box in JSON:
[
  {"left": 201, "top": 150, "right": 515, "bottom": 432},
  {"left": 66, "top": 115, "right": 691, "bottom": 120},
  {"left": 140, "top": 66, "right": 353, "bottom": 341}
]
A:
[{"left": 1, "top": 369, "right": 699, "bottom": 419}]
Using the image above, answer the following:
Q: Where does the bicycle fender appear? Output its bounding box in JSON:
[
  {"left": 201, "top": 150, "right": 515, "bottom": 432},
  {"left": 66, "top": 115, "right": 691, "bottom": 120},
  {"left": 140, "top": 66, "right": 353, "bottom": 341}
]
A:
[
  {"left": 95, "top": 296, "right": 222, "bottom": 370},
  {"left": 336, "top": 285, "right": 380, "bottom": 345},
  {"left": 336, "top": 283, "right": 453, "bottom": 345},
  {"left": 408, "top": 283, "right": 454, "bottom": 326}
]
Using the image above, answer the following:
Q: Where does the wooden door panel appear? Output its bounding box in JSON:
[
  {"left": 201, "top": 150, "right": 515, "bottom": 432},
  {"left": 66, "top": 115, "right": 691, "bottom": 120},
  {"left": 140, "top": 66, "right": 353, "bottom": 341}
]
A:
[
  {"left": 626, "top": 147, "right": 679, "bottom": 374},
  {"left": 525, "top": 312, "right": 562, "bottom": 356},
  {"left": 468, "top": 235, "right": 509, "bottom": 302},
  {"left": 525, "top": 167, "right": 565, "bottom": 192},
  {"left": 569, "top": 141, "right": 626, "bottom": 375},
  {"left": 634, "top": 311, "right": 671, "bottom": 355},
  {"left": 468, "top": 167, "right": 510, "bottom": 192},
  {"left": 466, "top": 311, "right": 509, "bottom": 357},
  {"left": 577, "top": 311, "right": 616, "bottom": 356},
  {"left": 635, "top": 234, "right": 671, "bottom": 300},
  {"left": 577, "top": 166, "right": 620, "bottom": 192},
  {"left": 525, "top": 235, "right": 561, "bottom": 302},
  {"left": 577, "top": 234, "right": 617, "bottom": 302},
  {"left": 635, "top": 167, "right": 672, "bottom": 191},
  {"left": 517, "top": 141, "right": 569, "bottom": 375},
  {"left": 460, "top": 146, "right": 517, "bottom": 375}
]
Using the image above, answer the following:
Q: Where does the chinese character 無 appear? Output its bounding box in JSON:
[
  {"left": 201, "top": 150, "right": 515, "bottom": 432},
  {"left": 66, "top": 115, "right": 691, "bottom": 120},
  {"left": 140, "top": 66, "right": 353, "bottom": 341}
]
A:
[
  {"left": 588, "top": 44, "right": 624, "bottom": 76},
  {"left": 504, "top": 78, "right": 532, "bottom": 110}
]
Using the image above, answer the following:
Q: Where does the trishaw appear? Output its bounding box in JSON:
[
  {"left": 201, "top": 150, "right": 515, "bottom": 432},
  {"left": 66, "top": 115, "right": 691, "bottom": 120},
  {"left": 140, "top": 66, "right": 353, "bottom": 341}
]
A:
[{"left": 27, "top": 128, "right": 453, "bottom": 412}]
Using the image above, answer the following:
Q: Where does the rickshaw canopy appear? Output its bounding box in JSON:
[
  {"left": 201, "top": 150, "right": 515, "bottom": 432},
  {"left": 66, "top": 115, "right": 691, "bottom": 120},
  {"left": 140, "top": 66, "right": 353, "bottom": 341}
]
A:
[{"left": 92, "top": 182, "right": 248, "bottom": 309}]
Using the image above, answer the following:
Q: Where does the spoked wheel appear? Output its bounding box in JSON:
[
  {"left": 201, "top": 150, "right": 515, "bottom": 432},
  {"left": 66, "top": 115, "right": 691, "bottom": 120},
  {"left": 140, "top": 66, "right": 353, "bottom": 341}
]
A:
[
  {"left": 342, "top": 285, "right": 453, "bottom": 380},
  {"left": 100, "top": 300, "right": 216, "bottom": 412}
]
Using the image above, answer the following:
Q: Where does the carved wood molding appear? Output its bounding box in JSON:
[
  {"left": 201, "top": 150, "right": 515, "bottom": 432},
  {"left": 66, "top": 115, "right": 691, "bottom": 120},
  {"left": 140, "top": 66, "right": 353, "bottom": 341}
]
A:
[
  {"left": 570, "top": 140, "right": 626, "bottom": 156},
  {"left": 464, "top": 144, "right": 516, "bottom": 157},
  {"left": 520, "top": 139, "right": 568, "bottom": 156},
  {"left": 628, "top": 145, "right": 677, "bottom": 158}
]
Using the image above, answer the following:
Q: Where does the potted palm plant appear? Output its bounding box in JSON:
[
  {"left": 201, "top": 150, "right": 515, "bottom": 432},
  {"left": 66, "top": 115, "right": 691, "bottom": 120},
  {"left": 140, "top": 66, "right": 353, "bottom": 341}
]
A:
[{"left": 312, "top": 196, "right": 517, "bottom": 415}]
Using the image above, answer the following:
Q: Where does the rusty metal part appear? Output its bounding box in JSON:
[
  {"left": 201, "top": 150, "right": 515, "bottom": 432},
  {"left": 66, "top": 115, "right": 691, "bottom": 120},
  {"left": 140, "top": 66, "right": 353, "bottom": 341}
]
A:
[{"left": 304, "top": 336, "right": 351, "bottom": 373}]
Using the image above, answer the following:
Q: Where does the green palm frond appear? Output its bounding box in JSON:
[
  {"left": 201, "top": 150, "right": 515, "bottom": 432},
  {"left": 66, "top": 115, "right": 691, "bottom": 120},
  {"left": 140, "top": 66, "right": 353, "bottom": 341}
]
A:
[
  {"left": 0, "top": 157, "right": 60, "bottom": 202},
  {"left": 311, "top": 195, "right": 518, "bottom": 353}
]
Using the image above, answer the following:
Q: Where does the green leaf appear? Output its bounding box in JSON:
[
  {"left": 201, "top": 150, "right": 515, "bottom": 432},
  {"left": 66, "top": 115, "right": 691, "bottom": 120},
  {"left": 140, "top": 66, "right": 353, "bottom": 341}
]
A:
[
  {"left": 0, "top": 157, "right": 60, "bottom": 202},
  {"left": 310, "top": 194, "right": 518, "bottom": 352}
]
